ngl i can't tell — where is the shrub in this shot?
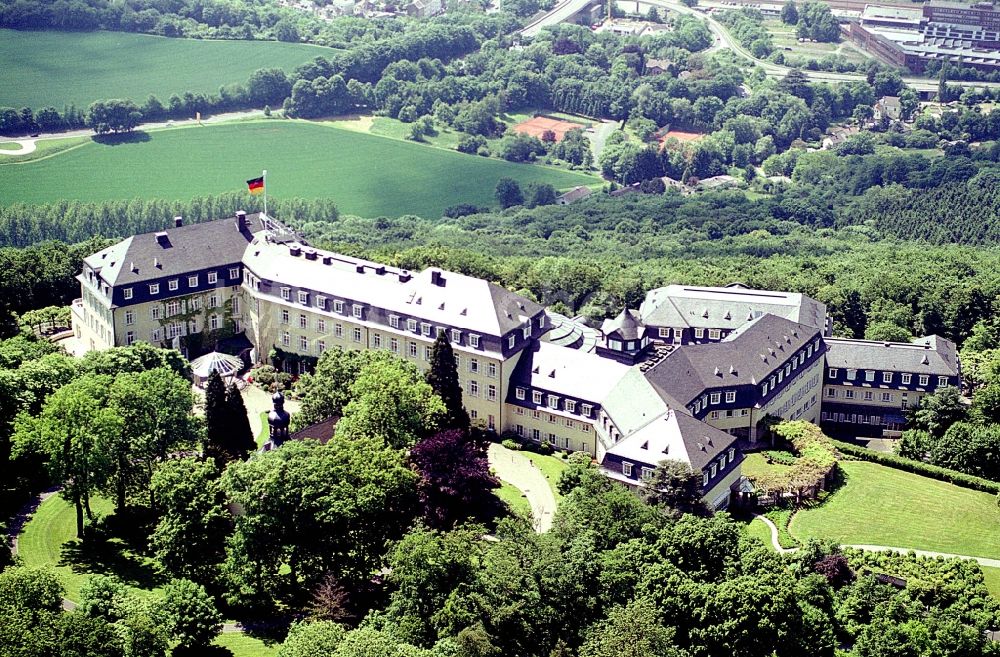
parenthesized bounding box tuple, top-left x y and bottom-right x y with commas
(248, 365, 292, 391)
(832, 439, 1000, 494)
(501, 438, 521, 451)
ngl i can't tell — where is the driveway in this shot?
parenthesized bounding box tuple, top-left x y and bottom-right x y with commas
(488, 443, 557, 532)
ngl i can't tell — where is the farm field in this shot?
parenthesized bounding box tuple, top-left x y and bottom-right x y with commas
(790, 460, 1000, 560)
(0, 120, 598, 217)
(0, 29, 333, 110)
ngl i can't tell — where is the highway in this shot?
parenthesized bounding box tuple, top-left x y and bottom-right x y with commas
(520, 0, 594, 37)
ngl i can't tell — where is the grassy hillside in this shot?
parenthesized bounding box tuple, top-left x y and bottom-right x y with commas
(0, 120, 598, 218)
(0, 29, 332, 109)
(790, 460, 1000, 560)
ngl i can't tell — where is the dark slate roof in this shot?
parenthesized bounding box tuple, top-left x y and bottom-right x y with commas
(604, 407, 737, 471)
(290, 416, 340, 444)
(488, 281, 547, 336)
(601, 308, 645, 341)
(643, 314, 820, 406)
(825, 336, 959, 376)
(85, 213, 265, 286)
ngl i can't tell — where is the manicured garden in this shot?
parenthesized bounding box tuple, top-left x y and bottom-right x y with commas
(0, 121, 598, 218)
(0, 29, 332, 110)
(790, 460, 1000, 560)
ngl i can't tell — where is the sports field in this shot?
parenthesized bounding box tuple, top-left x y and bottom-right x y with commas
(0, 121, 598, 217)
(0, 29, 332, 110)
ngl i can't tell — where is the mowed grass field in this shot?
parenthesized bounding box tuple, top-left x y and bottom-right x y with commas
(0, 120, 598, 217)
(790, 461, 1000, 560)
(0, 29, 332, 110)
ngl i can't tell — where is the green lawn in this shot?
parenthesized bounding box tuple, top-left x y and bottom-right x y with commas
(0, 120, 597, 218)
(745, 517, 776, 551)
(256, 411, 269, 448)
(495, 481, 532, 517)
(790, 461, 1000, 560)
(214, 633, 279, 657)
(17, 494, 166, 602)
(0, 29, 333, 110)
(529, 452, 570, 502)
(982, 566, 1000, 599)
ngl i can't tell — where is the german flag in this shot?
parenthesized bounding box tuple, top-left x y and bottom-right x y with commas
(246, 176, 264, 195)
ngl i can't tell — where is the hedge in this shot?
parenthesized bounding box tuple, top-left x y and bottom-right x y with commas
(832, 439, 1000, 495)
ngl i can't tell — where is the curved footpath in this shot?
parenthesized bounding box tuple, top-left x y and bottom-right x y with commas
(488, 443, 557, 533)
(753, 514, 1000, 567)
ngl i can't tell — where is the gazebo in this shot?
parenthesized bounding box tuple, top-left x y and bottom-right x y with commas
(190, 351, 244, 386)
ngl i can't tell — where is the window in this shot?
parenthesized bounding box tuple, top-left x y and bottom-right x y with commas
(728, 447, 735, 461)
(149, 283, 160, 295)
(532, 391, 543, 404)
(123, 287, 133, 300)
(566, 400, 576, 413)
(468, 380, 479, 397)
(710, 464, 717, 478)
(373, 334, 381, 348)
(298, 291, 308, 305)
(168, 279, 178, 291)
(409, 342, 418, 358)
(883, 372, 893, 383)
(281, 309, 289, 324)
(191, 297, 203, 312)
(516, 388, 526, 400)
(210, 314, 219, 330)
(487, 362, 497, 378)
(902, 373, 912, 384)
(882, 392, 893, 402)
(318, 340, 327, 353)
(720, 454, 727, 468)
(694, 328, 704, 339)
(300, 336, 308, 351)
(282, 332, 290, 346)
(150, 306, 162, 320)
(209, 294, 218, 308)
(641, 467, 654, 480)
(281, 287, 290, 300)
(761, 383, 769, 396)
(864, 391, 873, 401)
(407, 319, 418, 332)
(335, 324, 343, 338)
(710, 392, 720, 404)
(709, 329, 720, 340)
(846, 369, 857, 381)
(451, 329, 461, 344)
(865, 370, 875, 382)
(354, 328, 363, 343)
(299, 315, 307, 329)
(725, 391, 736, 403)
(919, 375, 929, 386)
(487, 384, 497, 401)
(845, 390, 854, 399)
(703, 472, 709, 486)
(659, 327, 670, 338)
(353, 306, 363, 319)
(421, 322, 431, 336)
(741, 409, 749, 416)
(827, 388, 836, 398)
(125, 330, 135, 345)
(208, 272, 218, 284)
(389, 315, 400, 329)
(469, 358, 479, 374)
(317, 318, 326, 332)
(424, 346, 432, 361)
(581, 404, 592, 417)
(390, 338, 399, 353)
(515, 424, 524, 436)
(470, 334, 480, 349)
(710, 411, 719, 419)
(166, 300, 181, 316)
(508, 335, 515, 349)
(150, 328, 162, 341)
(522, 324, 531, 339)
(229, 267, 239, 279)
(938, 376, 948, 387)
(622, 462, 633, 477)
(316, 296, 327, 310)
(828, 368, 838, 378)
(334, 301, 344, 313)
(124, 311, 134, 325)
(547, 395, 559, 409)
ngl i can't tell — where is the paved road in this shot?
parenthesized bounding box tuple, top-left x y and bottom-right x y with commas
(753, 515, 1000, 567)
(521, 0, 593, 37)
(488, 443, 557, 532)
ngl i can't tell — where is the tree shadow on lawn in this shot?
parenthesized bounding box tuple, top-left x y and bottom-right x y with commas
(91, 131, 152, 146)
(59, 534, 168, 592)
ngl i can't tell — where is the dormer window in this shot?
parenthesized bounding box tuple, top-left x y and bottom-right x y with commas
(281, 287, 290, 300)
(622, 462, 633, 477)
(334, 300, 344, 314)
(538, 315, 546, 328)
(149, 283, 160, 295)
(354, 306, 363, 319)
(316, 296, 327, 310)
(694, 328, 704, 339)
(208, 272, 218, 284)
(508, 335, 515, 349)
(581, 404, 592, 417)
(390, 315, 400, 329)
(938, 376, 948, 387)
(123, 287, 133, 300)
(298, 291, 308, 305)
(522, 324, 531, 339)
(168, 279, 179, 291)
(421, 322, 431, 336)
(566, 400, 576, 413)
(407, 319, 418, 332)
(451, 329, 461, 344)
(547, 395, 559, 409)
(470, 334, 481, 349)
(516, 387, 526, 400)
(709, 329, 720, 340)
(725, 391, 736, 403)
(532, 391, 543, 404)
(710, 392, 720, 404)
(188, 276, 198, 287)
(229, 267, 240, 279)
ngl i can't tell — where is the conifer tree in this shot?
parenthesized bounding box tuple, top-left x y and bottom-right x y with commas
(225, 382, 256, 461)
(203, 371, 230, 466)
(426, 332, 469, 433)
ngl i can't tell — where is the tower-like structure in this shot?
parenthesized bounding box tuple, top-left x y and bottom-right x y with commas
(267, 391, 291, 447)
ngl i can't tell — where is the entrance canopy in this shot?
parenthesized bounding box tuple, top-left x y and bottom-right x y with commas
(190, 351, 244, 383)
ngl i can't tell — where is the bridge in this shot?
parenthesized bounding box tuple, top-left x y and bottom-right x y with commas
(520, 0, 596, 37)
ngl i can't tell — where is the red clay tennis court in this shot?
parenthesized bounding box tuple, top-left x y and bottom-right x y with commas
(513, 115, 589, 142)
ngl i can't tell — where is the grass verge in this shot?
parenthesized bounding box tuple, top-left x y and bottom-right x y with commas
(495, 481, 532, 518)
(214, 632, 279, 657)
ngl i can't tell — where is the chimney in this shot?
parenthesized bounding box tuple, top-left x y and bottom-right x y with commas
(430, 270, 445, 286)
(236, 210, 248, 231)
(173, 216, 183, 228)
(289, 246, 301, 257)
(304, 249, 317, 261)
(155, 231, 169, 247)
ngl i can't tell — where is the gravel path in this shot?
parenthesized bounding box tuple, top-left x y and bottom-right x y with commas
(0, 139, 37, 156)
(488, 443, 557, 532)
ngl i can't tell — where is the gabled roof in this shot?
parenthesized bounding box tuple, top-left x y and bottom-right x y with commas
(643, 314, 820, 406)
(85, 214, 264, 286)
(825, 335, 959, 376)
(601, 308, 645, 341)
(557, 186, 592, 203)
(639, 283, 826, 331)
(507, 341, 631, 403)
(604, 407, 737, 472)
